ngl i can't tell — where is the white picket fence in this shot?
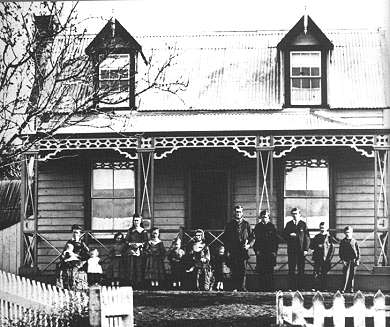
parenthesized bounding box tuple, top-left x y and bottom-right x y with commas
(0, 269, 134, 327)
(276, 290, 389, 327)
(89, 286, 134, 327)
(0, 269, 88, 326)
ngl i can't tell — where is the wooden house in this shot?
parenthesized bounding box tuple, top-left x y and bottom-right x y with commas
(20, 14, 390, 290)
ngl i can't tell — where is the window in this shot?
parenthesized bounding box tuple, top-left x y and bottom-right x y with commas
(290, 51, 321, 105)
(99, 54, 131, 105)
(284, 158, 329, 234)
(91, 162, 135, 231)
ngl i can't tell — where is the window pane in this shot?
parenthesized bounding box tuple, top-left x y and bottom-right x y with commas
(114, 169, 135, 197)
(110, 70, 119, 79)
(307, 166, 329, 195)
(100, 70, 109, 80)
(284, 198, 329, 236)
(311, 78, 320, 89)
(292, 78, 300, 88)
(311, 67, 320, 76)
(92, 199, 114, 230)
(292, 67, 301, 76)
(285, 166, 306, 196)
(301, 79, 310, 88)
(301, 67, 310, 76)
(92, 169, 113, 197)
(119, 69, 129, 79)
(113, 198, 135, 218)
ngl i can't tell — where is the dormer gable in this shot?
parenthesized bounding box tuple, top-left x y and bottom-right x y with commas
(278, 16, 333, 108)
(277, 15, 333, 50)
(86, 19, 142, 55)
(86, 19, 146, 110)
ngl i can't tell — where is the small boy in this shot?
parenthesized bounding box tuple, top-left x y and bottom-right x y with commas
(339, 226, 360, 293)
(310, 222, 334, 291)
(87, 248, 103, 286)
(168, 238, 185, 289)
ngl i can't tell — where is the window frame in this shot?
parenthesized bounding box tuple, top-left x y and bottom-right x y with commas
(97, 53, 135, 108)
(283, 47, 329, 108)
(282, 157, 331, 234)
(290, 51, 322, 106)
(90, 161, 136, 233)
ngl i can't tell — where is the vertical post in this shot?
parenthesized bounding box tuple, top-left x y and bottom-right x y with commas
(20, 156, 27, 268)
(333, 291, 345, 327)
(137, 136, 155, 227)
(352, 291, 365, 327)
(373, 290, 386, 327)
(386, 149, 390, 263)
(374, 149, 378, 266)
(275, 291, 284, 326)
(312, 292, 325, 327)
(292, 291, 305, 326)
(256, 148, 260, 217)
(20, 152, 39, 270)
(89, 286, 102, 327)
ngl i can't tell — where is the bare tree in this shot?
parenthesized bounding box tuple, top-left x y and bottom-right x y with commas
(0, 1, 188, 178)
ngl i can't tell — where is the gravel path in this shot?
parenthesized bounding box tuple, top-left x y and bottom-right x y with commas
(133, 291, 276, 327)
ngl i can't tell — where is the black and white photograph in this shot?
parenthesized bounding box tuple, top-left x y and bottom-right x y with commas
(0, 0, 389, 326)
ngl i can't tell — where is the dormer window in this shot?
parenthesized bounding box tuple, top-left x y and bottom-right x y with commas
(277, 15, 333, 108)
(85, 18, 145, 110)
(99, 54, 131, 106)
(290, 51, 321, 105)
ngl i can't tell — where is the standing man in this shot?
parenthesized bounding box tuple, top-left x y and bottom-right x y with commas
(222, 205, 252, 291)
(283, 207, 310, 290)
(252, 209, 278, 291)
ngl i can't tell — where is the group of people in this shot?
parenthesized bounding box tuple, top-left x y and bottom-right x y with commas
(58, 206, 361, 294)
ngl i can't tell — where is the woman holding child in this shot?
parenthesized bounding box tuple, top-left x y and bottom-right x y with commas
(184, 229, 211, 291)
(59, 224, 89, 290)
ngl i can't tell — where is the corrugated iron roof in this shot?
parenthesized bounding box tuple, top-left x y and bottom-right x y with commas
(49, 28, 389, 113)
(51, 108, 384, 135)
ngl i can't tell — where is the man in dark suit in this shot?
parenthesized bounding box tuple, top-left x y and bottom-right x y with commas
(252, 209, 278, 291)
(283, 207, 310, 290)
(222, 205, 252, 291)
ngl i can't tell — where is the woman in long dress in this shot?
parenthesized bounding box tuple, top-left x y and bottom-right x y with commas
(59, 224, 89, 290)
(123, 214, 149, 289)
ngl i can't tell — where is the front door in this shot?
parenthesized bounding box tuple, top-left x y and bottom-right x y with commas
(190, 170, 229, 230)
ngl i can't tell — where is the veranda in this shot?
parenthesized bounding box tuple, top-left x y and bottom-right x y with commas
(17, 132, 390, 290)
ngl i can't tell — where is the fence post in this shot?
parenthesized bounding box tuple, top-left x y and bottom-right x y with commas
(275, 291, 284, 326)
(292, 291, 305, 326)
(373, 290, 386, 327)
(353, 291, 365, 327)
(333, 291, 345, 327)
(313, 291, 325, 327)
(89, 286, 102, 327)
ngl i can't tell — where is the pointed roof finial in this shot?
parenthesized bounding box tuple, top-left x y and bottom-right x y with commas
(304, 1, 308, 34)
(111, 8, 115, 37)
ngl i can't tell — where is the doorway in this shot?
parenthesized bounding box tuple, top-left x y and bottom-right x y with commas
(190, 170, 229, 230)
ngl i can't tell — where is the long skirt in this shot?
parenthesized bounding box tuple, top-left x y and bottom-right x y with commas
(123, 255, 145, 287)
(61, 267, 88, 291)
(145, 256, 165, 281)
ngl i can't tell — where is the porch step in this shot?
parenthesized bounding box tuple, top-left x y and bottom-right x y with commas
(372, 266, 390, 275)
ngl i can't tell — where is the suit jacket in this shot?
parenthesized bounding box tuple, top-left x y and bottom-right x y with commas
(253, 221, 278, 254)
(339, 238, 360, 262)
(310, 232, 334, 263)
(283, 220, 310, 253)
(222, 218, 252, 259)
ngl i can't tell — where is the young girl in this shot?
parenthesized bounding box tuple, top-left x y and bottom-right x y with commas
(87, 248, 103, 286)
(110, 232, 125, 286)
(168, 238, 185, 289)
(144, 227, 166, 288)
(213, 245, 230, 291)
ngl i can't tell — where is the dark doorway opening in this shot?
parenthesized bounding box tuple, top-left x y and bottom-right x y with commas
(190, 170, 229, 230)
